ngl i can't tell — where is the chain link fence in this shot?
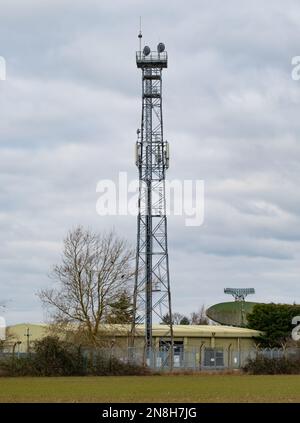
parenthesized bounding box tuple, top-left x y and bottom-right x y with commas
(1, 345, 300, 372)
(79, 346, 300, 371)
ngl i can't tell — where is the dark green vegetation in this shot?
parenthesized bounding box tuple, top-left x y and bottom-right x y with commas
(247, 303, 300, 347)
(0, 337, 147, 377)
(0, 375, 300, 402)
(106, 291, 133, 324)
(1, 336, 84, 376)
(244, 356, 300, 374)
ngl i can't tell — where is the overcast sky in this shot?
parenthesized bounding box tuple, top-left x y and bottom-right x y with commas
(1, 0, 300, 324)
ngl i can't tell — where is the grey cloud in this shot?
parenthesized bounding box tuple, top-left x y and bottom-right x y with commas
(1, 0, 300, 323)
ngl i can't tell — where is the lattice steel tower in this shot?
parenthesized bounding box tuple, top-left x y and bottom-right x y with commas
(132, 32, 173, 355)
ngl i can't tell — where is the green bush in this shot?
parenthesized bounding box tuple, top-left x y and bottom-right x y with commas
(1, 356, 36, 376)
(0, 336, 148, 377)
(243, 356, 300, 374)
(1, 336, 85, 376)
(89, 353, 149, 376)
(34, 336, 85, 376)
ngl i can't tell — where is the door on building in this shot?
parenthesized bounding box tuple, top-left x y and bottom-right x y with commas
(158, 340, 184, 368)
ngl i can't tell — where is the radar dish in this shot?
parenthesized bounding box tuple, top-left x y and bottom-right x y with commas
(206, 301, 258, 327)
(143, 46, 151, 56)
(157, 42, 165, 53)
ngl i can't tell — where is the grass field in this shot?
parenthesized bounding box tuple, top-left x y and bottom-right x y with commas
(0, 374, 300, 402)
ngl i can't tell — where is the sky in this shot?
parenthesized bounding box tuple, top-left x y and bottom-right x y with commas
(1, 0, 300, 324)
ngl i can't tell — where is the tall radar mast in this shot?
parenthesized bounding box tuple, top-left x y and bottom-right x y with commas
(224, 288, 255, 327)
(131, 34, 174, 365)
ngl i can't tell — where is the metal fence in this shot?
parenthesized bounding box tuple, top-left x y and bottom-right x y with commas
(81, 346, 300, 371)
(1, 346, 300, 372)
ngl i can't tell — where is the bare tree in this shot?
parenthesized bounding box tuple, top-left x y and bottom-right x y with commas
(39, 227, 135, 347)
(190, 305, 209, 325)
(161, 312, 190, 325)
(161, 306, 210, 326)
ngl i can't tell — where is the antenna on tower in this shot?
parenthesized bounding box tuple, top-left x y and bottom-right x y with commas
(138, 16, 142, 52)
(224, 288, 255, 302)
(132, 36, 172, 368)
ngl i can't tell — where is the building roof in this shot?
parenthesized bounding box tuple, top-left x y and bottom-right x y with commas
(7, 323, 261, 339)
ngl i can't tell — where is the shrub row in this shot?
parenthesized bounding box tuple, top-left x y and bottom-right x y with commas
(243, 356, 300, 375)
(0, 336, 149, 377)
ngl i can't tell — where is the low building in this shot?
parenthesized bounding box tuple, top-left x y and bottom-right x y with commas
(5, 323, 261, 370)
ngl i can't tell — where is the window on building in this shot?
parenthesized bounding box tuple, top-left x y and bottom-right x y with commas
(204, 348, 224, 367)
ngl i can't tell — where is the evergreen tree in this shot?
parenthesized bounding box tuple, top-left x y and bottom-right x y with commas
(247, 303, 300, 347)
(179, 316, 190, 325)
(106, 291, 133, 324)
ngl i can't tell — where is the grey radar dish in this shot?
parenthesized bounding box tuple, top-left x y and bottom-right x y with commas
(157, 42, 165, 53)
(143, 46, 151, 56)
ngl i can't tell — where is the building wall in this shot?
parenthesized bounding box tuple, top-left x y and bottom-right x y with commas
(5, 324, 47, 353)
(5, 323, 259, 356)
